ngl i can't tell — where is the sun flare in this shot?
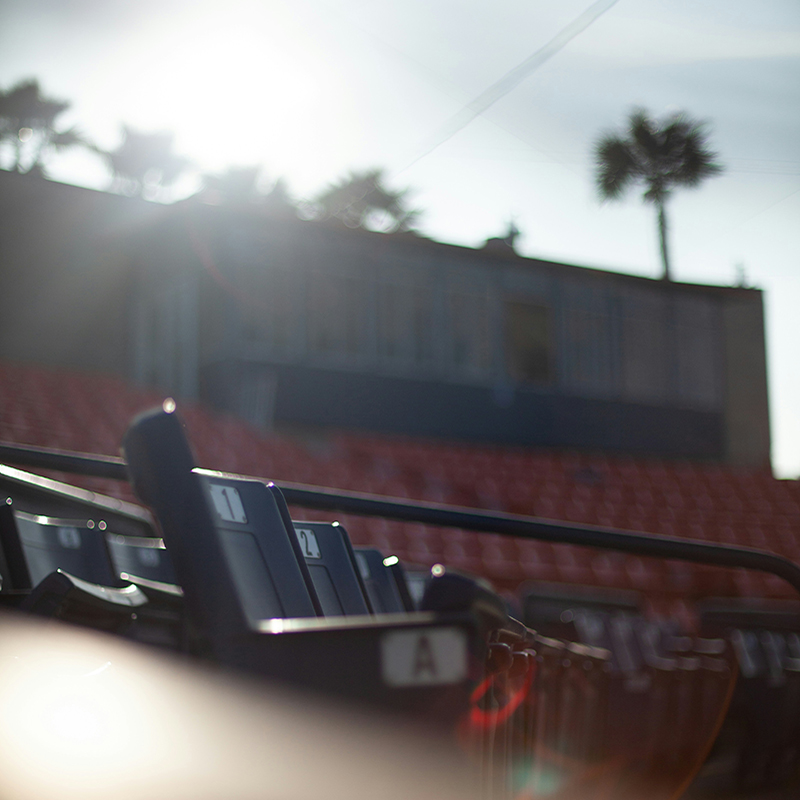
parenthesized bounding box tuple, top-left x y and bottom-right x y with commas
(110, 2, 352, 187)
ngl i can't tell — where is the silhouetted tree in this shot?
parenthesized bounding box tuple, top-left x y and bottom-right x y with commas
(263, 177, 295, 213)
(0, 79, 86, 174)
(202, 165, 262, 203)
(315, 169, 419, 232)
(106, 126, 189, 197)
(200, 167, 296, 214)
(594, 109, 722, 280)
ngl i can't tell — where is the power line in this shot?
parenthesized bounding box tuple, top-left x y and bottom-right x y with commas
(312, 0, 582, 180)
(741, 186, 800, 225)
(396, 0, 621, 174)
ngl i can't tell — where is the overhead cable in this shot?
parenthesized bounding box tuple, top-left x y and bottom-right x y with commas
(397, 0, 620, 174)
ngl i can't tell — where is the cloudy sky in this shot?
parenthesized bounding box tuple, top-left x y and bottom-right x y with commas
(2, 0, 799, 473)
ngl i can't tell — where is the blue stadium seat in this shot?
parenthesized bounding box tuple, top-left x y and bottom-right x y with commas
(292, 521, 371, 616)
(194, 471, 322, 624)
(21, 569, 148, 633)
(352, 547, 406, 614)
(0, 501, 118, 590)
(106, 532, 177, 589)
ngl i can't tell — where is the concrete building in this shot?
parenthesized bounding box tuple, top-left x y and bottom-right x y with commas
(0, 171, 771, 467)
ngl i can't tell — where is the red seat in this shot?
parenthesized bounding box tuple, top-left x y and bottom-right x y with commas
(4, 359, 800, 614)
(553, 545, 593, 585)
(591, 551, 628, 589)
(521, 549, 558, 580)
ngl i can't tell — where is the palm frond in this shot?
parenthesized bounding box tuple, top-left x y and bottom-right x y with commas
(671, 126, 723, 187)
(594, 136, 638, 200)
(628, 110, 660, 160)
(50, 127, 88, 150)
(316, 169, 418, 232)
(0, 79, 69, 130)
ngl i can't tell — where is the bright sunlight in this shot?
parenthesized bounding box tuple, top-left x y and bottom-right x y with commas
(106, 1, 353, 190)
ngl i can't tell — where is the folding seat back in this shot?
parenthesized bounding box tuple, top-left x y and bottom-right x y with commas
(384, 555, 417, 612)
(292, 521, 371, 616)
(122, 407, 321, 649)
(106, 532, 177, 588)
(193, 471, 321, 624)
(352, 547, 406, 614)
(0, 502, 117, 590)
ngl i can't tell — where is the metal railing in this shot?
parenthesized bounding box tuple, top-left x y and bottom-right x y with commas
(3, 439, 800, 598)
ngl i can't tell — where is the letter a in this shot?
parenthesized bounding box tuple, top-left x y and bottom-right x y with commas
(412, 635, 437, 679)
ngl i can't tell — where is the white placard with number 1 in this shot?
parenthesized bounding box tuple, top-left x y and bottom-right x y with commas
(208, 484, 248, 524)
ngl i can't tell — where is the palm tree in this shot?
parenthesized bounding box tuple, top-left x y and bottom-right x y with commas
(315, 169, 419, 233)
(106, 126, 190, 198)
(199, 167, 297, 217)
(594, 109, 722, 281)
(0, 79, 87, 174)
(262, 177, 295, 214)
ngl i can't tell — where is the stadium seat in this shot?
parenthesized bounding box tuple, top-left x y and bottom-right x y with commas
(20, 568, 148, 633)
(106, 532, 177, 588)
(292, 520, 371, 616)
(352, 547, 407, 614)
(0, 502, 119, 591)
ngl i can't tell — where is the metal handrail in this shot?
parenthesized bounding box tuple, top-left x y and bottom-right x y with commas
(0, 442, 129, 480)
(3, 440, 800, 599)
(277, 482, 800, 599)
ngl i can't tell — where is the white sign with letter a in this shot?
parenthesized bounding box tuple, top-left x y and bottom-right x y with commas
(380, 627, 467, 687)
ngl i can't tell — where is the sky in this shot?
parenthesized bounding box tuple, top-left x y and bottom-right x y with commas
(1, 0, 799, 474)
